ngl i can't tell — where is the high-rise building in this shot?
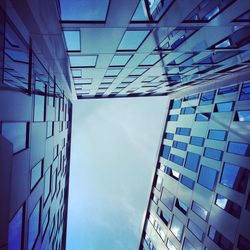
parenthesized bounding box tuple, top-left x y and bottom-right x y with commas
(0, 0, 250, 250)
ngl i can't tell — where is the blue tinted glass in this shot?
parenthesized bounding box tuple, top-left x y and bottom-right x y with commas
(191, 201, 208, 221)
(220, 162, 249, 193)
(169, 154, 184, 166)
(185, 152, 200, 172)
(162, 145, 171, 159)
(184, 93, 199, 101)
(167, 168, 180, 180)
(161, 188, 175, 211)
(69, 55, 97, 67)
(105, 68, 121, 76)
(183, 238, 195, 250)
(118, 30, 150, 51)
(236, 110, 250, 122)
(131, 0, 149, 21)
(199, 90, 215, 105)
(239, 82, 250, 101)
(110, 55, 132, 66)
(188, 220, 204, 241)
(176, 127, 191, 136)
(175, 199, 188, 215)
(2, 122, 27, 153)
(204, 147, 223, 161)
(227, 141, 250, 156)
(218, 84, 239, 95)
(208, 129, 227, 141)
(8, 206, 23, 250)
(34, 94, 45, 121)
(181, 107, 196, 114)
(190, 136, 204, 146)
(215, 101, 234, 112)
(170, 216, 184, 241)
(31, 161, 43, 190)
(198, 165, 218, 190)
(28, 200, 40, 250)
(165, 132, 174, 140)
(140, 54, 161, 66)
(195, 113, 210, 121)
(63, 31, 80, 51)
(171, 99, 182, 109)
(173, 140, 187, 151)
(60, 0, 110, 21)
(130, 67, 148, 76)
(46, 122, 53, 138)
(44, 167, 51, 203)
(160, 210, 169, 226)
(168, 114, 178, 121)
(181, 175, 194, 190)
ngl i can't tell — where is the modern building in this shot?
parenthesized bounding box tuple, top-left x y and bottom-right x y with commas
(0, 0, 250, 250)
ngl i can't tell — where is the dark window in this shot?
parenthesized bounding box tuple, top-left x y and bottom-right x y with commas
(173, 140, 187, 151)
(28, 200, 41, 250)
(184, 93, 199, 101)
(238, 235, 250, 250)
(214, 101, 234, 112)
(170, 216, 184, 242)
(190, 136, 204, 146)
(199, 90, 215, 106)
(175, 199, 188, 215)
(195, 113, 210, 121)
(169, 154, 184, 166)
(185, 152, 200, 172)
(191, 201, 208, 221)
(218, 84, 239, 95)
(165, 132, 174, 140)
(168, 114, 178, 121)
(181, 107, 196, 114)
(183, 238, 195, 250)
(181, 175, 194, 190)
(44, 166, 52, 204)
(166, 167, 180, 180)
(204, 147, 223, 161)
(162, 145, 171, 159)
(1, 122, 28, 154)
(227, 141, 250, 156)
(246, 191, 250, 211)
(8, 206, 24, 250)
(234, 110, 250, 122)
(239, 82, 250, 101)
(188, 219, 204, 242)
(215, 194, 241, 218)
(46, 122, 53, 138)
(208, 226, 233, 250)
(159, 210, 170, 226)
(170, 99, 182, 109)
(176, 127, 191, 136)
(30, 160, 43, 191)
(207, 129, 227, 141)
(220, 162, 249, 193)
(198, 165, 218, 191)
(161, 188, 175, 211)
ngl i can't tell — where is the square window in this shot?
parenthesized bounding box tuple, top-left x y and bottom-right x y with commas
(110, 55, 132, 67)
(69, 55, 97, 67)
(170, 216, 184, 241)
(198, 165, 218, 191)
(63, 30, 80, 51)
(185, 152, 200, 172)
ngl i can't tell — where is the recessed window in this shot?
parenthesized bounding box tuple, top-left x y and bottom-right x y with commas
(117, 30, 150, 51)
(185, 152, 200, 172)
(187, 219, 204, 242)
(190, 136, 204, 147)
(44, 166, 52, 204)
(207, 129, 227, 141)
(42, 209, 50, 238)
(239, 82, 250, 101)
(159, 210, 169, 226)
(46, 122, 53, 138)
(110, 55, 132, 67)
(198, 165, 218, 191)
(195, 113, 210, 121)
(183, 238, 195, 250)
(162, 145, 171, 159)
(161, 188, 175, 211)
(30, 160, 43, 191)
(8, 206, 24, 250)
(191, 201, 208, 221)
(176, 127, 191, 136)
(220, 162, 249, 194)
(184, 93, 199, 101)
(71, 69, 82, 78)
(168, 114, 178, 121)
(204, 147, 223, 161)
(218, 84, 239, 95)
(170, 99, 182, 109)
(155, 176, 162, 191)
(181, 106, 196, 114)
(139, 54, 161, 66)
(1, 122, 28, 154)
(234, 110, 250, 122)
(215, 194, 241, 218)
(69, 55, 97, 67)
(165, 132, 174, 140)
(105, 68, 122, 77)
(173, 140, 187, 151)
(34, 83, 45, 121)
(63, 31, 80, 51)
(170, 216, 184, 242)
(181, 175, 195, 190)
(227, 141, 250, 156)
(129, 67, 148, 76)
(166, 167, 180, 181)
(169, 154, 184, 166)
(175, 199, 188, 215)
(199, 90, 215, 106)
(214, 101, 234, 112)
(166, 239, 176, 250)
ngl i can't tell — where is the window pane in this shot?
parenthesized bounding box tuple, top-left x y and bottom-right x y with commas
(110, 55, 132, 67)
(190, 136, 204, 147)
(195, 113, 210, 121)
(44, 167, 51, 203)
(239, 82, 250, 101)
(28, 200, 41, 250)
(235, 110, 250, 122)
(8, 206, 23, 250)
(191, 201, 208, 221)
(69, 55, 97, 67)
(159, 210, 170, 226)
(140, 54, 161, 66)
(167, 239, 176, 250)
(105, 68, 122, 77)
(165, 132, 174, 140)
(185, 152, 200, 172)
(176, 127, 191, 136)
(117, 30, 150, 51)
(204, 147, 223, 161)
(168, 114, 178, 121)
(227, 141, 250, 156)
(63, 31, 80, 51)
(184, 93, 199, 101)
(173, 140, 187, 151)
(170, 99, 182, 109)
(218, 84, 239, 95)
(170, 216, 184, 241)
(2, 122, 27, 153)
(220, 162, 249, 193)
(169, 153, 184, 166)
(183, 238, 196, 250)
(199, 90, 215, 106)
(31, 160, 43, 191)
(208, 129, 227, 141)
(181, 175, 194, 190)
(188, 219, 204, 241)
(167, 167, 180, 180)
(161, 188, 175, 211)
(238, 235, 250, 250)
(198, 165, 218, 191)
(181, 106, 196, 114)
(214, 101, 234, 112)
(162, 145, 171, 159)
(175, 199, 188, 215)
(46, 122, 53, 138)
(129, 67, 148, 76)
(155, 176, 162, 191)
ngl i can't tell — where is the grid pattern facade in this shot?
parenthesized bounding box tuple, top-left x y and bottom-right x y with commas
(140, 78, 250, 250)
(60, 0, 250, 99)
(0, 2, 72, 250)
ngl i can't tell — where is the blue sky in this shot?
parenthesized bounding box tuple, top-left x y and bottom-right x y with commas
(66, 96, 167, 250)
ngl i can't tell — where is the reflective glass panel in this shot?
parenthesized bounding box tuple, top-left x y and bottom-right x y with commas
(173, 140, 187, 151)
(110, 55, 132, 67)
(185, 152, 200, 172)
(129, 67, 148, 76)
(167, 239, 176, 250)
(236, 110, 250, 122)
(140, 54, 161, 66)
(239, 82, 250, 100)
(204, 147, 223, 161)
(165, 132, 174, 140)
(190, 136, 204, 147)
(227, 141, 250, 156)
(63, 31, 80, 51)
(199, 90, 215, 106)
(198, 165, 218, 190)
(191, 201, 208, 221)
(175, 199, 188, 215)
(214, 101, 234, 112)
(183, 238, 196, 250)
(31, 161, 43, 190)
(170, 99, 182, 109)
(208, 129, 227, 141)
(69, 55, 97, 67)
(176, 127, 191, 136)
(181, 175, 194, 190)
(162, 145, 171, 159)
(188, 219, 204, 241)
(195, 113, 210, 121)
(105, 68, 122, 76)
(218, 84, 239, 95)
(44, 167, 51, 203)
(170, 216, 184, 241)
(161, 188, 175, 211)
(169, 154, 184, 166)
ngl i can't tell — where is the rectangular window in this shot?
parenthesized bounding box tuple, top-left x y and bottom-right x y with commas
(34, 81, 46, 122)
(129, 67, 148, 76)
(168, 114, 178, 121)
(42, 209, 50, 238)
(183, 238, 195, 250)
(170, 216, 184, 242)
(207, 129, 227, 141)
(1, 122, 28, 154)
(105, 68, 122, 77)
(185, 152, 200, 172)
(204, 147, 223, 161)
(162, 145, 171, 159)
(214, 101, 234, 112)
(8, 206, 24, 250)
(173, 140, 187, 151)
(46, 122, 53, 138)
(198, 165, 218, 191)
(176, 127, 191, 136)
(30, 160, 43, 191)
(110, 55, 132, 67)
(44, 166, 52, 204)
(181, 106, 196, 114)
(140, 54, 161, 66)
(166, 167, 180, 181)
(195, 113, 210, 121)
(63, 30, 80, 51)
(155, 176, 162, 191)
(227, 141, 250, 156)
(169, 153, 184, 166)
(159, 210, 169, 226)
(191, 201, 208, 221)
(167, 239, 176, 250)
(215, 194, 241, 218)
(218, 84, 239, 95)
(190, 136, 204, 147)
(28, 200, 41, 250)
(175, 199, 188, 215)
(188, 219, 204, 242)
(220, 162, 249, 194)
(199, 90, 215, 106)
(161, 188, 175, 211)
(170, 99, 182, 109)
(239, 82, 250, 101)
(165, 132, 174, 140)
(181, 175, 194, 190)
(184, 93, 199, 101)
(53, 145, 59, 160)
(234, 110, 250, 122)
(69, 55, 97, 67)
